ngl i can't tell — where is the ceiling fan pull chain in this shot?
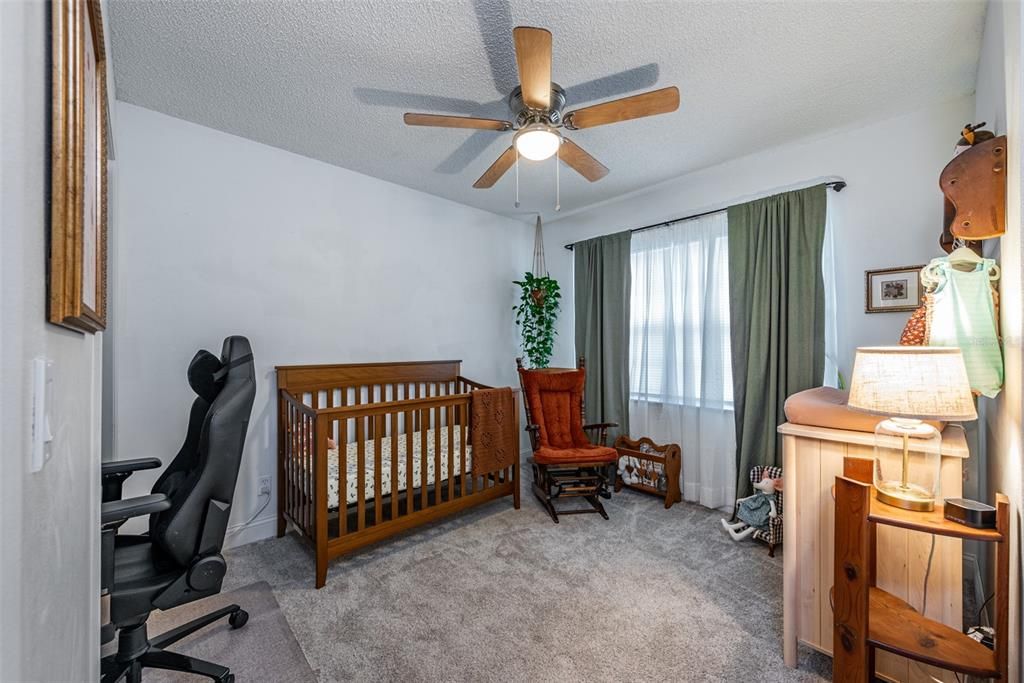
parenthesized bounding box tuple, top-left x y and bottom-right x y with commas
(514, 148, 520, 208)
(555, 143, 561, 212)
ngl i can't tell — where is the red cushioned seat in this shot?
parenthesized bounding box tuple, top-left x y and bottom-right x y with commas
(534, 445, 618, 465)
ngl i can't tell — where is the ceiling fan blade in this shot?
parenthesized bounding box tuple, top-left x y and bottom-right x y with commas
(513, 27, 552, 110)
(564, 86, 680, 129)
(404, 113, 512, 131)
(473, 146, 517, 188)
(559, 138, 609, 182)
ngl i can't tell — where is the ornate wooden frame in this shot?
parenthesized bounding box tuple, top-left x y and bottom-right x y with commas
(50, 0, 108, 332)
(864, 265, 924, 314)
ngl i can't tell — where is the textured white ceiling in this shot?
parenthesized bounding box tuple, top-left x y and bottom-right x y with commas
(109, 0, 986, 221)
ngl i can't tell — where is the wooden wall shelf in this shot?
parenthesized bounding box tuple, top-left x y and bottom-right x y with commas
(868, 587, 998, 679)
(833, 459, 1010, 681)
(780, 423, 970, 682)
(868, 497, 1004, 543)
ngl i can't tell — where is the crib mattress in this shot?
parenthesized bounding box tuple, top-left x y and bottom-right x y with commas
(320, 426, 471, 510)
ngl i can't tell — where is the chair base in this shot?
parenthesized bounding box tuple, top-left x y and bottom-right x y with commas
(531, 461, 612, 523)
(101, 604, 247, 683)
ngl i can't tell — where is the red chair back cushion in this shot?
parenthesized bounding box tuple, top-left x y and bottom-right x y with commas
(518, 368, 590, 449)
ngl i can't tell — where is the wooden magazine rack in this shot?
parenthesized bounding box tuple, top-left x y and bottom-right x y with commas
(613, 436, 682, 509)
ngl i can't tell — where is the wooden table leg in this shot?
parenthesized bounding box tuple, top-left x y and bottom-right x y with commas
(783, 435, 798, 667)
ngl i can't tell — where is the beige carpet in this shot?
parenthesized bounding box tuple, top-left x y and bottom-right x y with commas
(141, 581, 314, 681)
(222, 488, 832, 682)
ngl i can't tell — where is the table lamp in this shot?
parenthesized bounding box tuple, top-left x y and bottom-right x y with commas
(847, 347, 977, 511)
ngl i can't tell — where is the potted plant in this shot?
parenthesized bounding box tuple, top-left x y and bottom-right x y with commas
(514, 272, 561, 368)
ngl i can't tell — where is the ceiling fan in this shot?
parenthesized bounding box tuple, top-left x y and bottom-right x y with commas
(403, 26, 680, 190)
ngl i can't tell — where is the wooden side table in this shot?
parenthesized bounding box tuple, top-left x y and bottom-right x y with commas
(833, 457, 1009, 681)
(778, 422, 969, 682)
(613, 436, 682, 509)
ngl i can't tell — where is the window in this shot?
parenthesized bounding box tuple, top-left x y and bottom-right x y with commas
(629, 211, 733, 410)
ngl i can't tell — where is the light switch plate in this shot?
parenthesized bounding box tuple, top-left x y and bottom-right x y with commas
(31, 358, 54, 473)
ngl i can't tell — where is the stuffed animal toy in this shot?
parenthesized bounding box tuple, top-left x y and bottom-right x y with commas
(954, 122, 995, 155)
(618, 457, 639, 485)
(721, 474, 781, 542)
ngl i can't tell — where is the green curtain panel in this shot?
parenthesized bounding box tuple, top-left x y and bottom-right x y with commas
(574, 231, 631, 440)
(728, 185, 827, 498)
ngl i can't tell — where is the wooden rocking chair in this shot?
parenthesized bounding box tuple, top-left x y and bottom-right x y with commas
(516, 357, 618, 523)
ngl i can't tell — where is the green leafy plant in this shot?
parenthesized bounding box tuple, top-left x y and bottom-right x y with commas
(513, 272, 561, 368)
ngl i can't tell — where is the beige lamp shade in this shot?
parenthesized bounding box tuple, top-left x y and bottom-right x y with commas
(848, 346, 977, 421)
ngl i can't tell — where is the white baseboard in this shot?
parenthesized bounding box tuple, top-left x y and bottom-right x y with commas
(223, 514, 277, 550)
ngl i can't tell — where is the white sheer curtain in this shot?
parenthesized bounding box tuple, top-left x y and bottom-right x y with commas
(822, 195, 840, 388)
(629, 211, 736, 510)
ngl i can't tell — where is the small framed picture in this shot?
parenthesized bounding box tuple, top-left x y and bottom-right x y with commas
(865, 265, 924, 313)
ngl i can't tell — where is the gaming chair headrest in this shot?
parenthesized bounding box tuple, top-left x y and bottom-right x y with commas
(187, 350, 225, 404)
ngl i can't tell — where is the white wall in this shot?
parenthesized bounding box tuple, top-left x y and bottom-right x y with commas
(975, 0, 1024, 678)
(544, 95, 974, 379)
(0, 1, 105, 680)
(110, 103, 532, 545)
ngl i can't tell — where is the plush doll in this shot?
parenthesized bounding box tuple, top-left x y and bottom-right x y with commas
(618, 457, 638, 485)
(720, 475, 781, 541)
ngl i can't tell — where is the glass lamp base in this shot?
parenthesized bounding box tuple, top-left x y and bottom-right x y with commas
(875, 479, 936, 512)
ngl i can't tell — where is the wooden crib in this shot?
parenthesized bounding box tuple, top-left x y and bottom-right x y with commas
(276, 360, 520, 587)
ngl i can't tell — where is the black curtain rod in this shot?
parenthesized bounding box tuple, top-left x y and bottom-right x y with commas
(563, 180, 847, 250)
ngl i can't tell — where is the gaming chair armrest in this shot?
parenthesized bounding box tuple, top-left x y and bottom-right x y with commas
(101, 493, 171, 526)
(102, 457, 162, 477)
(102, 457, 162, 503)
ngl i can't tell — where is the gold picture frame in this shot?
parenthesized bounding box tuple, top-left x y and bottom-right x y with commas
(49, 0, 108, 333)
(864, 265, 924, 314)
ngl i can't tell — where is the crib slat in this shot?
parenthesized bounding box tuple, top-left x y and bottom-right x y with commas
(291, 405, 298, 530)
(301, 412, 309, 533)
(303, 411, 311, 532)
(433, 405, 441, 505)
(286, 403, 294, 527)
(405, 409, 414, 514)
(314, 415, 327, 570)
(390, 411, 399, 520)
(460, 403, 469, 495)
(447, 405, 455, 501)
(411, 384, 418, 430)
(339, 415, 348, 536)
(356, 417, 366, 531)
(374, 414, 383, 524)
(294, 405, 302, 529)
(420, 408, 428, 509)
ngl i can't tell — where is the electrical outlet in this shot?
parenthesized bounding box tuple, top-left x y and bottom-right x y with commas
(258, 476, 272, 496)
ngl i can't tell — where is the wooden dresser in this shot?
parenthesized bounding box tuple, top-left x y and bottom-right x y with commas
(778, 422, 969, 683)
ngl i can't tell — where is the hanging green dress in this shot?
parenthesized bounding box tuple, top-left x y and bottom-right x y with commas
(924, 258, 1002, 398)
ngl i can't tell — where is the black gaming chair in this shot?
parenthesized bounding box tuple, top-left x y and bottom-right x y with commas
(100, 336, 256, 683)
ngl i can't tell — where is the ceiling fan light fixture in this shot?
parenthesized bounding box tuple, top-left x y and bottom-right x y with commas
(514, 123, 561, 161)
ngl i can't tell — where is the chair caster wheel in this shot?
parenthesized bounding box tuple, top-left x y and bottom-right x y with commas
(228, 609, 248, 629)
(224, 674, 235, 683)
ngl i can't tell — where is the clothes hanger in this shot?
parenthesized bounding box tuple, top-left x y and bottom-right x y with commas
(947, 240, 1001, 280)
